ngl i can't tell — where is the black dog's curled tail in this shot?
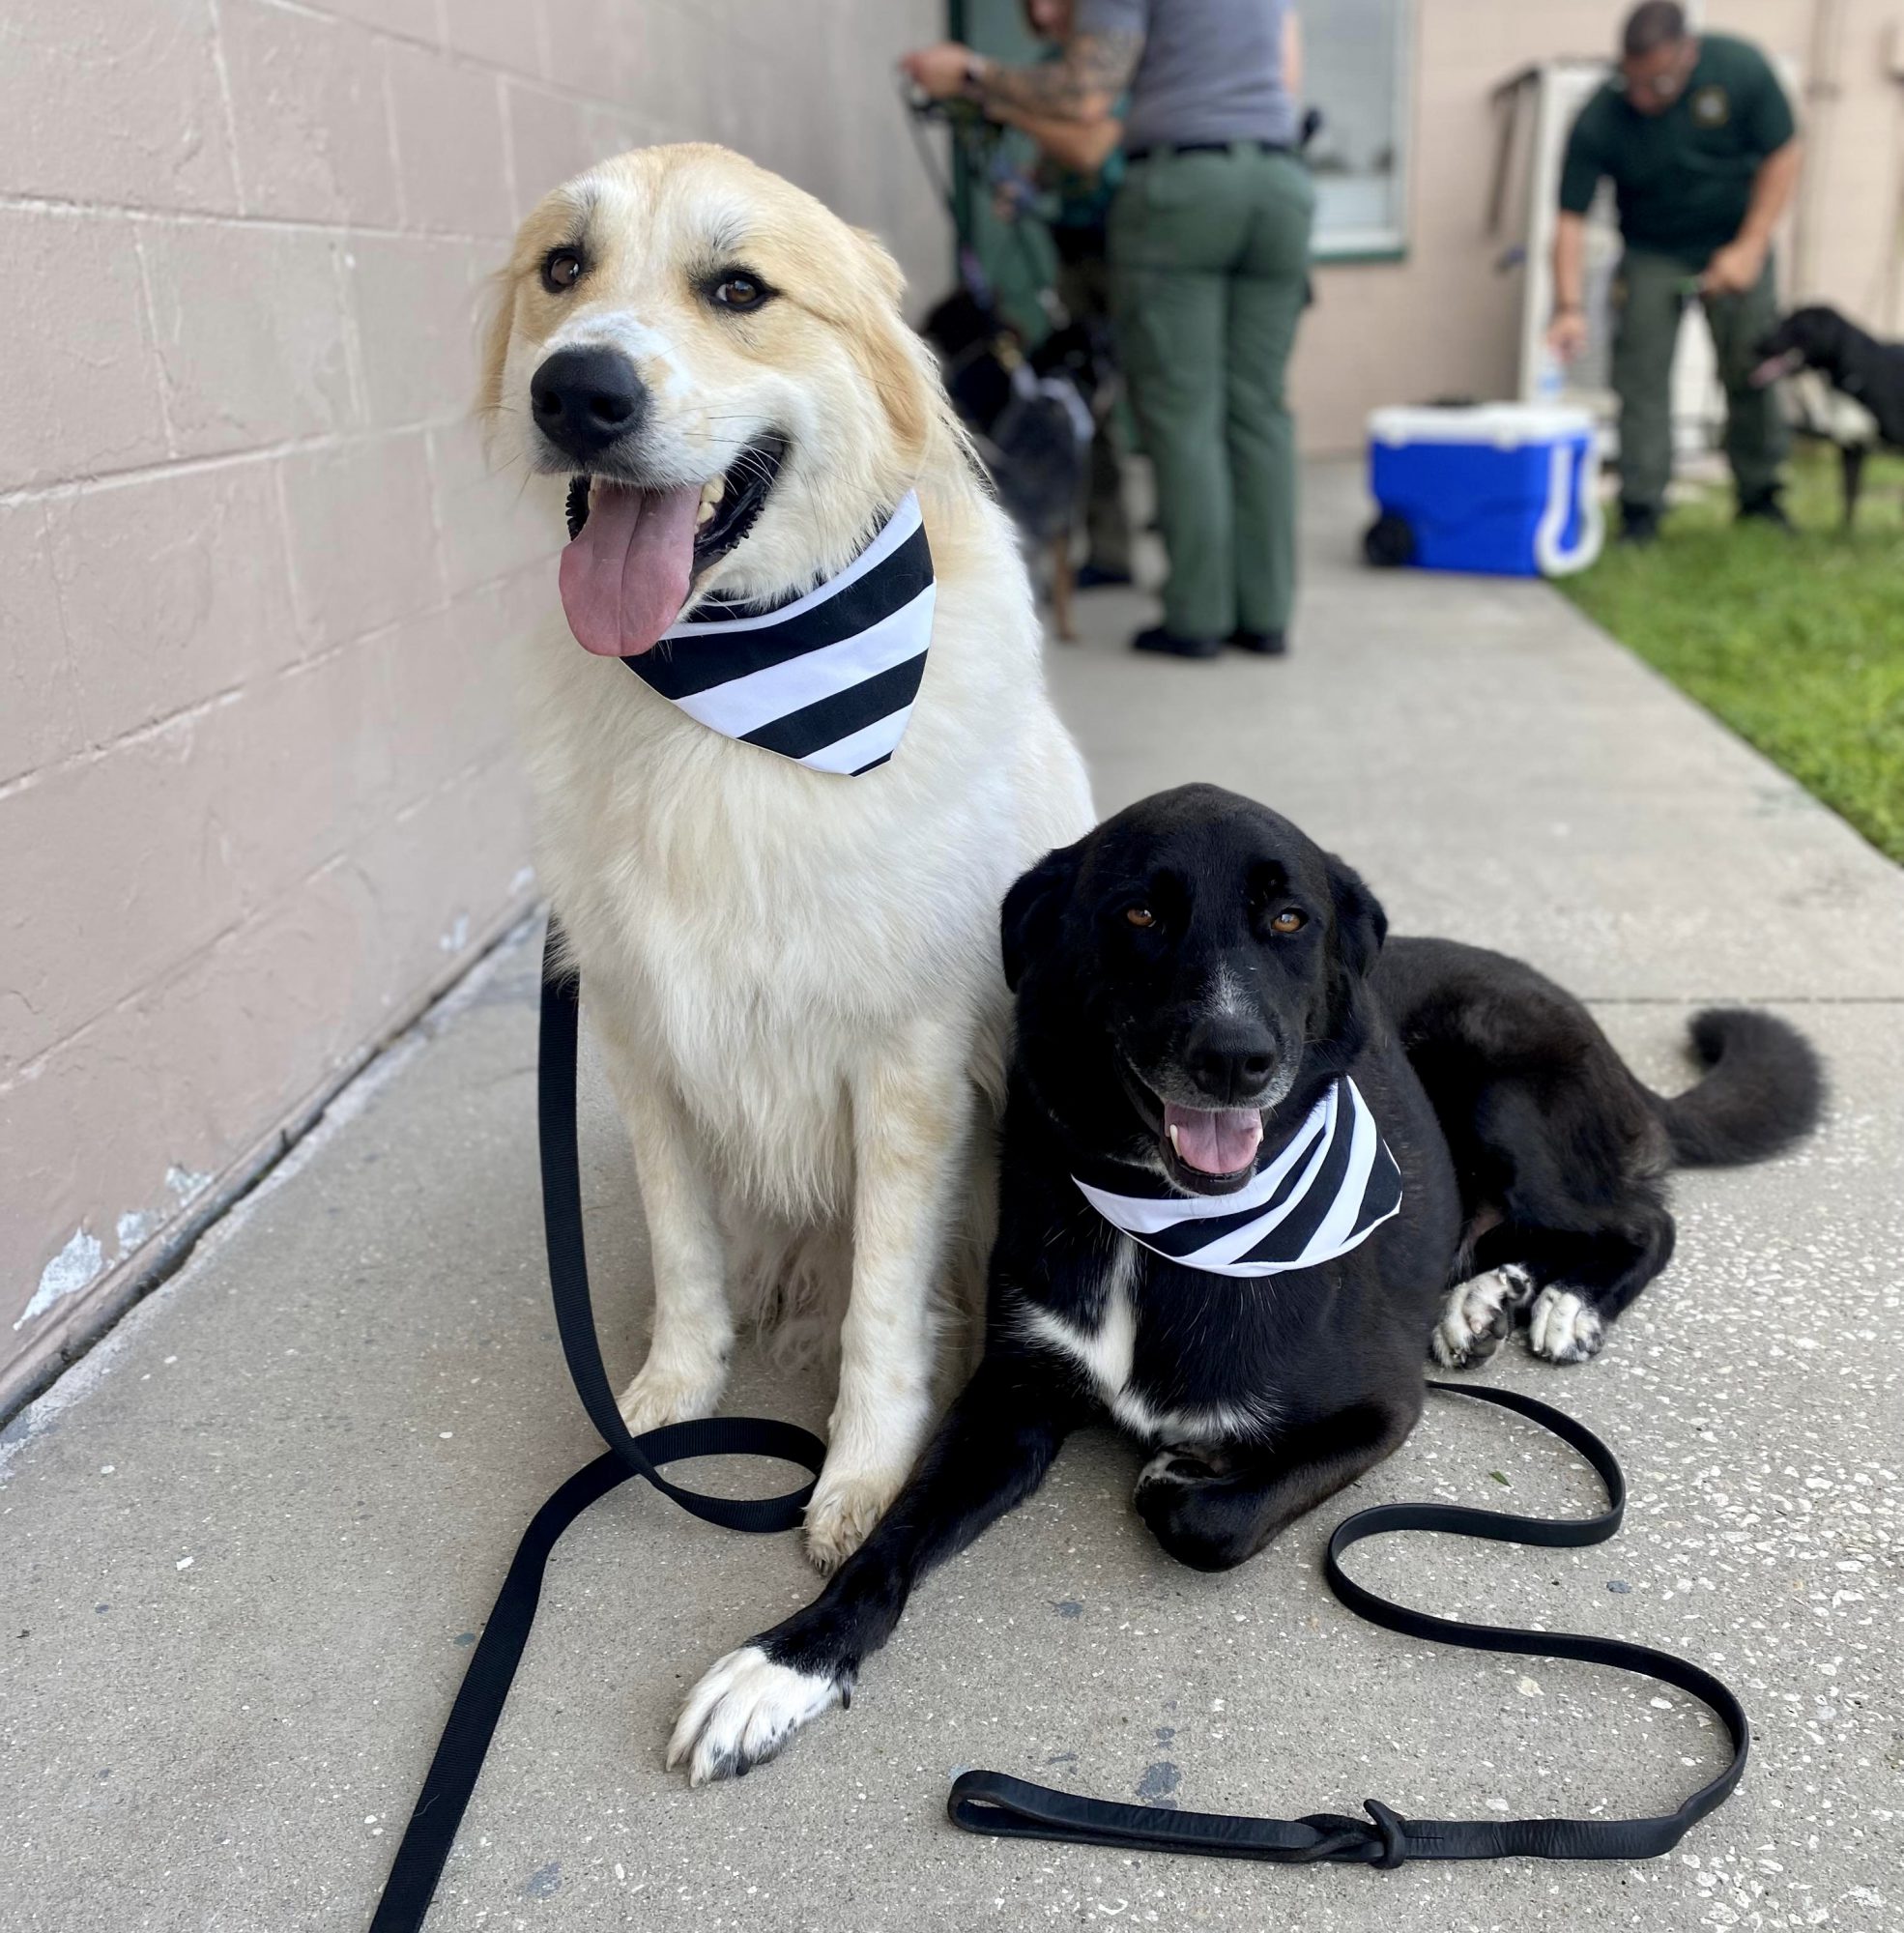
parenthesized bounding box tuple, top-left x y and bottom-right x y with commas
(1652, 1008, 1826, 1168)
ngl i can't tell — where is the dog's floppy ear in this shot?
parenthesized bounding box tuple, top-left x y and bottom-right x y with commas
(1001, 840, 1083, 993)
(846, 227, 935, 462)
(474, 267, 515, 434)
(852, 226, 908, 309)
(1325, 853, 1388, 981)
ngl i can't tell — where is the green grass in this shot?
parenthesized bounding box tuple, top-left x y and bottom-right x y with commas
(1560, 446, 1904, 862)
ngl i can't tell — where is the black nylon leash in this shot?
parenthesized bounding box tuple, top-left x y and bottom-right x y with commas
(366, 927, 825, 1932)
(369, 923, 1749, 1925)
(947, 1380, 1750, 1865)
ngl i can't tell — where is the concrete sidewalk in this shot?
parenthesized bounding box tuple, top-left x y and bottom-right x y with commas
(5, 463, 1899, 1933)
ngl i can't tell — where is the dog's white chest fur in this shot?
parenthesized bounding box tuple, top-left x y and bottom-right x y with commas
(1020, 1239, 1276, 1443)
(1022, 1246, 1141, 1422)
(620, 849, 985, 1210)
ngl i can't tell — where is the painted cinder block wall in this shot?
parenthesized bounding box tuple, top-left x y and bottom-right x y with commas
(0, 0, 948, 1407)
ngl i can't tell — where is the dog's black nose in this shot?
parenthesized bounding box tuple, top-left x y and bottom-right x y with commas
(530, 347, 649, 462)
(1184, 1020, 1277, 1104)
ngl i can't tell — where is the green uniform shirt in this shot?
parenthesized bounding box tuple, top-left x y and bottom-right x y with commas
(1558, 33, 1796, 267)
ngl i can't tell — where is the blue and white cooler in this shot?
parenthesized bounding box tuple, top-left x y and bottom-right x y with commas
(1364, 403, 1604, 578)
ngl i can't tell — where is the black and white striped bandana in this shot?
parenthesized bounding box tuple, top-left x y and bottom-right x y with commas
(1075, 1077, 1403, 1279)
(624, 492, 935, 776)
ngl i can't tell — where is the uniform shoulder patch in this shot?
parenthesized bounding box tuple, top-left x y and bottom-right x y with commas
(1689, 83, 1730, 129)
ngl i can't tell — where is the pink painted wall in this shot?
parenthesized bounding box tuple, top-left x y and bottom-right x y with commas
(0, 0, 949, 1407)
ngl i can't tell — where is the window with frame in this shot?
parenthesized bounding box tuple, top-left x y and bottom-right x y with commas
(1304, 0, 1413, 260)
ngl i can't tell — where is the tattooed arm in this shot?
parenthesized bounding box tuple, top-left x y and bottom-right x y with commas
(901, 27, 1144, 125)
(976, 31, 1142, 122)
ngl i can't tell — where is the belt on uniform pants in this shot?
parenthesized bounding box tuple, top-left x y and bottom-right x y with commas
(1125, 139, 1293, 161)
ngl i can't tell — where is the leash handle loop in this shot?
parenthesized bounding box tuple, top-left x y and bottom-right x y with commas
(947, 1378, 1749, 1867)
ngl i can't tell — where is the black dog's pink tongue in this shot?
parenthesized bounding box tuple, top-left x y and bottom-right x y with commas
(1165, 1104, 1263, 1177)
(558, 480, 700, 657)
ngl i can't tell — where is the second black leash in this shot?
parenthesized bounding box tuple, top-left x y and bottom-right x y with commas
(367, 923, 1749, 1926)
(949, 1380, 1750, 1865)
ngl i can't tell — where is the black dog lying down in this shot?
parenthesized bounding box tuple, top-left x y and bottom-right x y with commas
(669, 786, 1823, 1783)
(1753, 304, 1904, 528)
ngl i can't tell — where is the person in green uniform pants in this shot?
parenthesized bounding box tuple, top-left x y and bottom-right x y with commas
(903, 0, 1313, 660)
(1548, 1, 1803, 544)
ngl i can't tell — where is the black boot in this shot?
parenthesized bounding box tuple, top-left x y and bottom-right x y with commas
(1737, 489, 1795, 533)
(1227, 628, 1287, 656)
(1617, 501, 1661, 547)
(1132, 625, 1223, 659)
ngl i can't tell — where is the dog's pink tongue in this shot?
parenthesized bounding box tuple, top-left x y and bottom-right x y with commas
(1166, 1105, 1264, 1177)
(557, 481, 700, 657)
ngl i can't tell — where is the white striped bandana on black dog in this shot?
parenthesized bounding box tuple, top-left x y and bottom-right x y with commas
(626, 491, 935, 776)
(1075, 1077, 1403, 1279)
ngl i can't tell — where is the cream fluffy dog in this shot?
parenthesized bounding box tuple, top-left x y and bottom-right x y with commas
(481, 145, 1093, 1570)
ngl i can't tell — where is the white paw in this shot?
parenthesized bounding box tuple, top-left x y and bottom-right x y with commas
(1526, 1286, 1606, 1365)
(667, 1645, 846, 1785)
(802, 1462, 907, 1574)
(616, 1348, 728, 1435)
(1430, 1266, 1531, 1369)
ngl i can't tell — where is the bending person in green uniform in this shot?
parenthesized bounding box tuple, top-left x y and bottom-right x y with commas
(1549, 1, 1803, 544)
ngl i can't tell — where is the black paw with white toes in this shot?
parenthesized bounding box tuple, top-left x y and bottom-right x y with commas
(1525, 1286, 1606, 1365)
(1430, 1264, 1534, 1369)
(667, 1643, 851, 1785)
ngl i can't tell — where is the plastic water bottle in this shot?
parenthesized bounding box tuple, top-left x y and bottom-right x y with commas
(1535, 348, 1566, 403)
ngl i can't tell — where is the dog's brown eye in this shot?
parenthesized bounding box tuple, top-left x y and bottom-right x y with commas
(1269, 909, 1306, 935)
(711, 273, 767, 311)
(1125, 907, 1156, 930)
(542, 248, 584, 293)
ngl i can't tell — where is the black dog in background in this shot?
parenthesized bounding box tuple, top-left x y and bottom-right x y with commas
(923, 283, 1111, 640)
(668, 785, 1823, 1784)
(1753, 304, 1904, 528)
